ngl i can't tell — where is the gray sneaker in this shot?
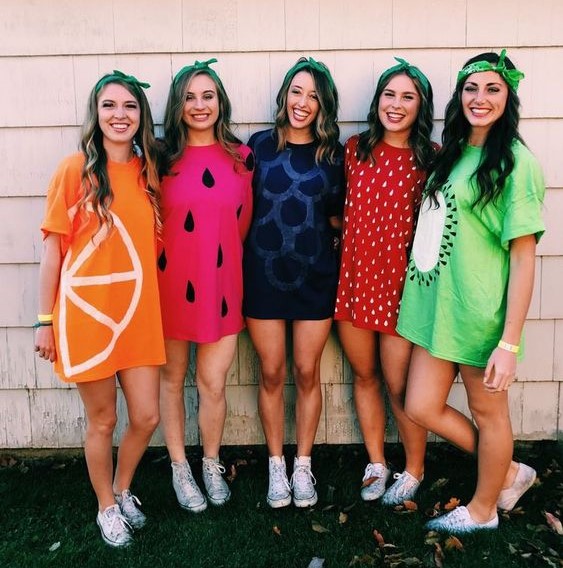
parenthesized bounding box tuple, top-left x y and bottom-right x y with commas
(115, 489, 146, 529)
(267, 456, 291, 508)
(202, 457, 231, 506)
(360, 462, 390, 501)
(291, 456, 318, 508)
(96, 504, 133, 548)
(171, 461, 207, 512)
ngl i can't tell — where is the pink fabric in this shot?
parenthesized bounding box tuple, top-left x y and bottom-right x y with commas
(158, 143, 253, 343)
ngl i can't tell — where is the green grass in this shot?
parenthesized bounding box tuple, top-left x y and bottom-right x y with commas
(0, 442, 561, 568)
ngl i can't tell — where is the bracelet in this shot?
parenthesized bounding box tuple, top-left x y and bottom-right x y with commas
(37, 313, 54, 323)
(498, 340, 520, 354)
(33, 321, 53, 328)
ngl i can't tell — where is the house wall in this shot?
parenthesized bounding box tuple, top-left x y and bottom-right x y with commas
(1, 0, 562, 448)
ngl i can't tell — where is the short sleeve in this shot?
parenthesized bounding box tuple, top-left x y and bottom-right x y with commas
(41, 154, 84, 253)
(500, 142, 546, 249)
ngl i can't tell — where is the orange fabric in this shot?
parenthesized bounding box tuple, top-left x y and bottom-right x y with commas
(41, 153, 165, 383)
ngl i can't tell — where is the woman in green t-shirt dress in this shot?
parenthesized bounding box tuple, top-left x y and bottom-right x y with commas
(397, 51, 545, 534)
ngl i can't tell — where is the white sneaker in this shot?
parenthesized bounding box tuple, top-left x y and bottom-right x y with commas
(115, 489, 146, 529)
(425, 506, 498, 534)
(266, 456, 291, 509)
(202, 457, 231, 506)
(381, 471, 422, 506)
(497, 462, 536, 511)
(267, 456, 291, 508)
(360, 462, 390, 501)
(96, 504, 133, 548)
(171, 461, 207, 512)
(291, 456, 318, 508)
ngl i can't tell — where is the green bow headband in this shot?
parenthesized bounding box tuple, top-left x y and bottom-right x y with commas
(95, 70, 150, 93)
(283, 57, 336, 91)
(378, 57, 431, 96)
(456, 49, 524, 92)
(173, 58, 221, 87)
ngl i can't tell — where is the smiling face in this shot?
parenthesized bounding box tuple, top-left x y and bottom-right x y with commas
(285, 70, 320, 141)
(461, 70, 508, 145)
(97, 83, 141, 153)
(182, 73, 220, 141)
(378, 73, 421, 145)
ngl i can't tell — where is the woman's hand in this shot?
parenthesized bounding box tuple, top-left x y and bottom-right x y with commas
(34, 325, 57, 362)
(483, 347, 517, 392)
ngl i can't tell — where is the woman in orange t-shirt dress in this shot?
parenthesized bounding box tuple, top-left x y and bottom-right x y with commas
(34, 71, 165, 548)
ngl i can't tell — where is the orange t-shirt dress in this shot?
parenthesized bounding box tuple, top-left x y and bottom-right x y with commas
(41, 153, 165, 383)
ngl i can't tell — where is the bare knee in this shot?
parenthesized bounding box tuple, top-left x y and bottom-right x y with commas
(294, 361, 320, 393)
(87, 411, 118, 437)
(405, 399, 431, 429)
(129, 408, 160, 435)
(260, 361, 286, 393)
(197, 378, 226, 403)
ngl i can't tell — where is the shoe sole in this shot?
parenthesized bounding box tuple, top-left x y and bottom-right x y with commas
(208, 492, 231, 506)
(267, 495, 292, 508)
(497, 470, 537, 511)
(96, 519, 133, 548)
(293, 494, 318, 508)
(178, 500, 208, 513)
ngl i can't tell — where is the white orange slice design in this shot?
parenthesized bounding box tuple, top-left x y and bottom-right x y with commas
(58, 209, 143, 377)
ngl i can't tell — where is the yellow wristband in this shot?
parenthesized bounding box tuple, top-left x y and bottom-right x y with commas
(37, 313, 53, 323)
(498, 340, 519, 354)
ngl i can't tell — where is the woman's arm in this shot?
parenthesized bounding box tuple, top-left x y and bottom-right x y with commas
(34, 233, 62, 362)
(483, 233, 536, 391)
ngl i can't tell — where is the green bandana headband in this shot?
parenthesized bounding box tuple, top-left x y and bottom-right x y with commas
(283, 57, 336, 91)
(95, 70, 150, 93)
(173, 58, 222, 88)
(456, 49, 524, 91)
(378, 57, 431, 96)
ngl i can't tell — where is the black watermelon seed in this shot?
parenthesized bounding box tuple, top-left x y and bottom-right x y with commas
(236, 204, 243, 219)
(186, 281, 195, 303)
(158, 249, 167, 271)
(217, 244, 223, 267)
(202, 168, 215, 188)
(221, 297, 228, 317)
(184, 210, 194, 232)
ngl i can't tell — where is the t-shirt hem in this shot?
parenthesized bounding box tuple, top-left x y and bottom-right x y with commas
(57, 356, 167, 383)
(397, 328, 487, 368)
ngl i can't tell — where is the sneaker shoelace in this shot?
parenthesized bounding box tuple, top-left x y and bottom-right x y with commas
(203, 460, 227, 492)
(363, 463, 386, 482)
(177, 465, 203, 497)
(270, 462, 290, 493)
(391, 472, 419, 497)
(291, 465, 317, 491)
(103, 507, 132, 538)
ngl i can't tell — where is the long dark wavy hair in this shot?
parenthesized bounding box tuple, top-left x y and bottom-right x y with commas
(161, 68, 244, 175)
(426, 52, 522, 209)
(79, 76, 161, 235)
(356, 69, 435, 171)
(274, 57, 340, 164)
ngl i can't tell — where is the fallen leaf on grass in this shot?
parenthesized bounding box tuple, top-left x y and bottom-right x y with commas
(48, 542, 61, 552)
(342, 502, 357, 513)
(373, 529, 385, 549)
(272, 525, 281, 536)
(544, 511, 563, 535)
(348, 554, 376, 566)
(433, 542, 445, 568)
(234, 458, 248, 467)
(51, 462, 66, 470)
(339, 512, 348, 524)
(404, 500, 418, 511)
(361, 476, 381, 488)
(322, 504, 336, 512)
(444, 536, 463, 551)
(312, 521, 330, 534)
(429, 478, 449, 492)
(424, 531, 440, 546)
(443, 497, 460, 511)
(307, 558, 325, 568)
(425, 503, 441, 518)
(226, 464, 237, 483)
(507, 543, 518, 555)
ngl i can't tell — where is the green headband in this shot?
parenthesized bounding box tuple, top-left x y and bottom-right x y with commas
(456, 49, 524, 91)
(95, 70, 150, 93)
(173, 58, 222, 88)
(283, 57, 336, 91)
(378, 57, 431, 96)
